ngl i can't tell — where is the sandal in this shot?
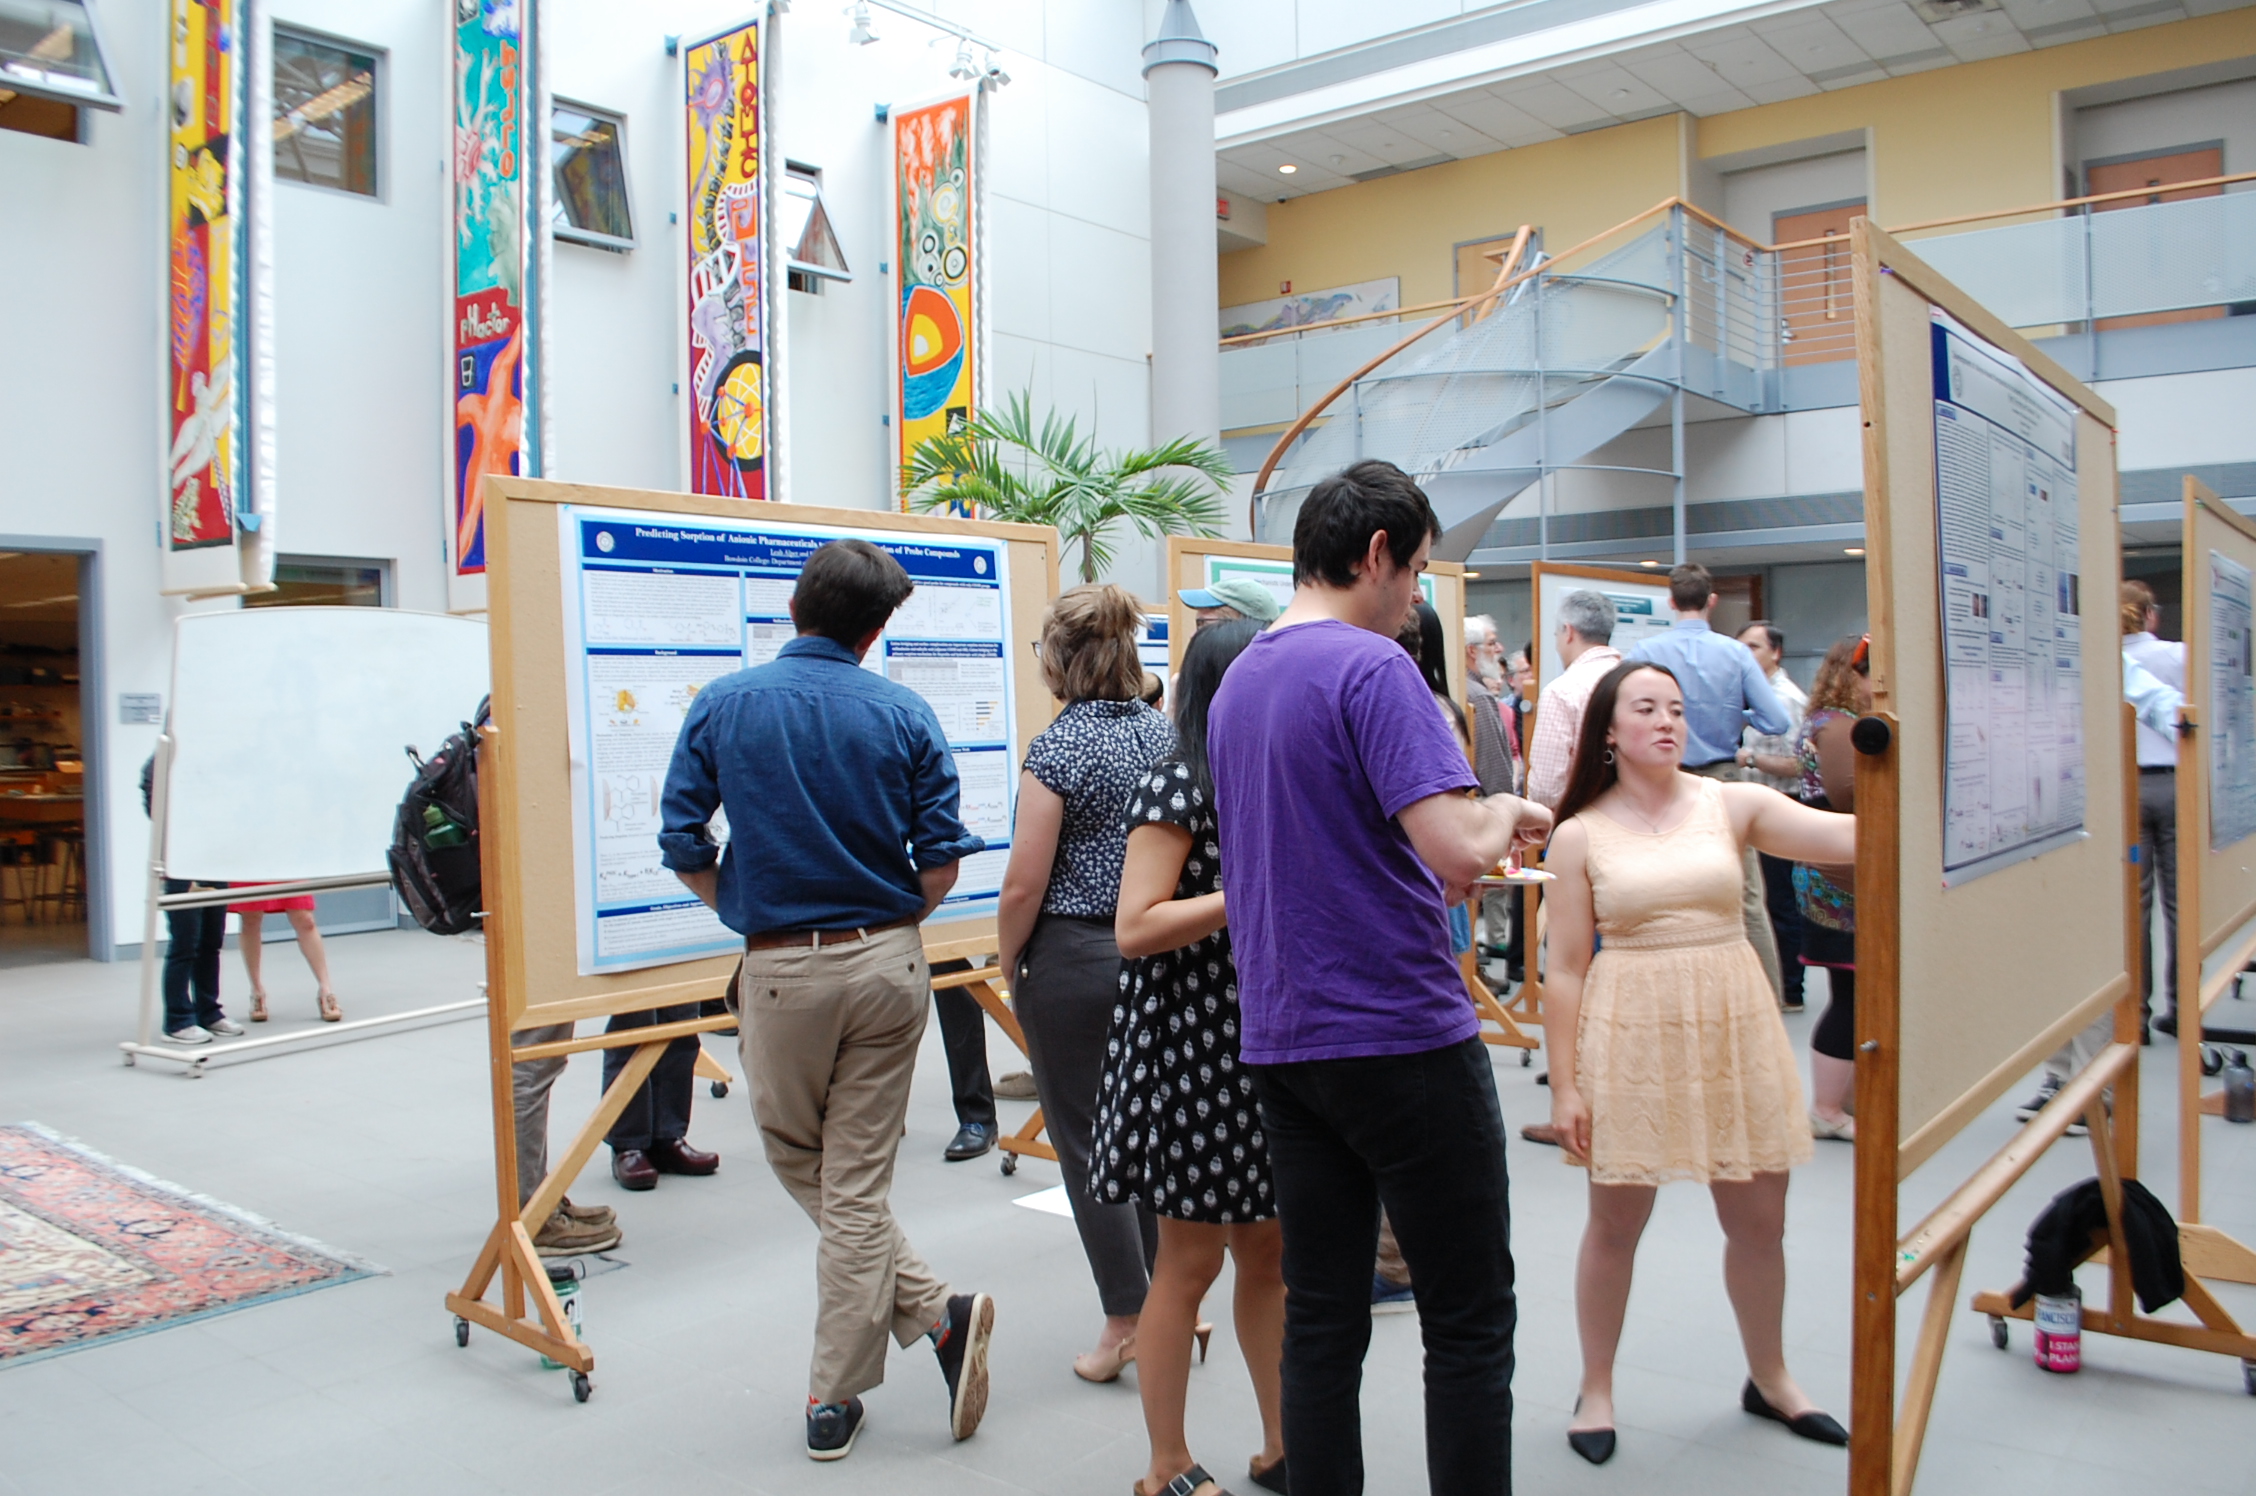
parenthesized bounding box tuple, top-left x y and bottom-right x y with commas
(1074, 1334, 1136, 1383)
(1134, 1464, 1232, 1496)
(318, 991, 343, 1023)
(248, 990, 269, 1023)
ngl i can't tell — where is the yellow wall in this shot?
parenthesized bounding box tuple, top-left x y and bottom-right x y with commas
(1698, 6, 2256, 226)
(1217, 113, 1684, 310)
(1225, 9, 2256, 306)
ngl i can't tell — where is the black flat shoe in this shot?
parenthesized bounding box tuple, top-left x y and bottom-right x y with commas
(1741, 1379, 1847, 1446)
(1567, 1429, 1616, 1465)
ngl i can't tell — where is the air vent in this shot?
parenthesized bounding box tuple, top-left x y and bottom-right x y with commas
(1910, 0, 1999, 22)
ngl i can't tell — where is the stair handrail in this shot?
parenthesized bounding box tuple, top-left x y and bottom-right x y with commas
(1250, 200, 1696, 525)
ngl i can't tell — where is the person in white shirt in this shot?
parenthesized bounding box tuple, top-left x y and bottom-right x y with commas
(1735, 622, 1813, 1013)
(2120, 580, 2187, 1037)
(1524, 592, 1624, 811)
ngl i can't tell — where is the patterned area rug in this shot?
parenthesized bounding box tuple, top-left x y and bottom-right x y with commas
(0, 1122, 378, 1368)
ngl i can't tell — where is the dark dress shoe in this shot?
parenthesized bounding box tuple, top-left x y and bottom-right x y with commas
(1567, 1429, 1617, 1465)
(1741, 1379, 1847, 1446)
(945, 1123, 995, 1161)
(647, 1138, 720, 1176)
(612, 1148, 658, 1191)
(2155, 1011, 2179, 1038)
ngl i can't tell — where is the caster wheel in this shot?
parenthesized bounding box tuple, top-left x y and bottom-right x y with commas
(709, 1081, 728, 1099)
(1000, 1154, 1018, 1177)
(2204, 1046, 2226, 1078)
(1990, 1316, 2008, 1351)
(1521, 1050, 1533, 1068)
(570, 1370, 592, 1403)
(2242, 1360, 2256, 1396)
(455, 1316, 470, 1348)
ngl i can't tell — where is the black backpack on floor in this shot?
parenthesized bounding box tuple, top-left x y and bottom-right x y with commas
(389, 696, 490, 936)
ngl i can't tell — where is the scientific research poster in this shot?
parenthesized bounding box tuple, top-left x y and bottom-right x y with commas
(558, 505, 1018, 974)
(2211, 550, 2256, 850)
(1931, 307, 2086, 887)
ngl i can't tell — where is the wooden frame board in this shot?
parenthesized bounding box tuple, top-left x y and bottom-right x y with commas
(1528, 561, 1674, 693)
(1161, 536, 1466, 701)
(2173, 479, 2256, 1275)
(483, 476, 1059, 1030)
(1841, 221, 2254, 1496)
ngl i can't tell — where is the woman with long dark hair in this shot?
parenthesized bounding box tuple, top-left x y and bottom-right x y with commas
(1093, 617, 1286, 1496)
(1795, 636, 1871, 1139)
(1396, 599, 1468, 746)
(1539, 659, 1857, 1464)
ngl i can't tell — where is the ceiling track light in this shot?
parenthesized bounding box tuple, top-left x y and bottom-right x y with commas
(846, 2, 877, 45)
(947, 38, 978, 80)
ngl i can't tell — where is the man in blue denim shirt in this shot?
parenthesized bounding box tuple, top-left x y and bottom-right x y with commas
(660, 538, 995, 1461)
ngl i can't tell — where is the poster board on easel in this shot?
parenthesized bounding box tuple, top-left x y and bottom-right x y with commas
(1161, 536, 1466, 700)
(2171, 478, 2256, 1283)
(1529, 562, 1673, 693)
(1841, 222, 2256, 1496)
(445, 476, 1058, 1392)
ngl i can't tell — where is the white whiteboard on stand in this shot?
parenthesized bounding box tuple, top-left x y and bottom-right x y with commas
(164, 608, 491, 881)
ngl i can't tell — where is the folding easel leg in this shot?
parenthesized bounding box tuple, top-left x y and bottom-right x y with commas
(519, 1037, 670, 1231)
(1891, 1235, 1967, 1496)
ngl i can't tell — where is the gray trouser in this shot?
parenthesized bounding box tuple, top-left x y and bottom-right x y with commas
(1015, 914, 1157, 1317)
(1687, 761, 1785, 1003)
(2138, 769, 2179, 1018)
(512, 1022, 573, 1209)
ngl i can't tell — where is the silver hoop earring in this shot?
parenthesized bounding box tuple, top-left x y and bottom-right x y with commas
(1603, 748, 1615, 765)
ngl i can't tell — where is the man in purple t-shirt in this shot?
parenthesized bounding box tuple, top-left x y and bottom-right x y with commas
(1210, 460, 1551, 1496)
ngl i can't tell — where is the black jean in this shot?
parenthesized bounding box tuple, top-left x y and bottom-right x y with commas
(601, 1003, 700, 1151)
(1759, 852, 1805, 1005)
(2138, 769, 2179, 1019)
(929, 958, 997, 1129)
(1251, 1037, 1517, 1496)
(162, 880, 228, 1032)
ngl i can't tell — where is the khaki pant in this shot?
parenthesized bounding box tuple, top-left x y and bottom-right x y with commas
(512, 1023, 573, 1209)
(1687, 761, 1785, 1004)
(739, 924, 951, 1402)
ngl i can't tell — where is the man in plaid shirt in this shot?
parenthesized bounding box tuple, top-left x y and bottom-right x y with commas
(1525, 590, 1622, 810)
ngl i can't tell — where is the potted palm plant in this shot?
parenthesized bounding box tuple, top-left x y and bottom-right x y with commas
(904, 392, 1233, 583)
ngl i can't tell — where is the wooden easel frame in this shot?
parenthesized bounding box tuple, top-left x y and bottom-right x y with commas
(2162, 477, 2256, 1284)
(446, 477, 1060, 1396)
(1848, 221, 2256, 1496)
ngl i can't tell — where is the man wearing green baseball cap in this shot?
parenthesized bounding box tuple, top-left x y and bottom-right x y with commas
(1178, 575, 1282, 629)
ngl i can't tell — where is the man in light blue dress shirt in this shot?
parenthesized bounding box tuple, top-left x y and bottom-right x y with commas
(1627, 564, 1795, 1004)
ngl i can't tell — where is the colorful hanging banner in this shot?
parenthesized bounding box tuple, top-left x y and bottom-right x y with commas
(164, 0, 250, 594)
(892, 92, 978, 507)
(451, 0, 540, 605)
(684, 19, 768, 501)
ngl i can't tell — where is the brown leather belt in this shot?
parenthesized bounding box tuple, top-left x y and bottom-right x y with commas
(743, 915, 915, 951)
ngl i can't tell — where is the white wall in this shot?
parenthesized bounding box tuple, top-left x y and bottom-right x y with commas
(2074, 76, 2256, 180)
(1720, 148, 1868, 240)
(0, 0, 1162, 953)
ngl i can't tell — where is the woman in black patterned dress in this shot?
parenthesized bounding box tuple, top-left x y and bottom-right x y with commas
(1094, 619, 1285, 1496)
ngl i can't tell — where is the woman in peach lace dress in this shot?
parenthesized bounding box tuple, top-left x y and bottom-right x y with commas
(1539, 660, 1857, 1465)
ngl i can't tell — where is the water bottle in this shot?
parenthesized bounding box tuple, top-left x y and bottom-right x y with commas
(2033, 1287, 2081, 1373)
(539, 1262, 584, 1369)
(2224, 1049, 2256, 1124)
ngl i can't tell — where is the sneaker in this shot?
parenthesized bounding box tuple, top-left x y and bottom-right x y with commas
(2014, 1075, 2061, 1122)
(993, 1071, 1037, 1101)
(1371, 1275, 1417, 1315)
(934, 1291, 995, 1441)
(162, 1025, 214, 1045)
(207, 1017, 246, 1037)
(533, 1209, 621, 1258)
(806, 1397, 866, 1461)
(558, 1196, 615, 1227)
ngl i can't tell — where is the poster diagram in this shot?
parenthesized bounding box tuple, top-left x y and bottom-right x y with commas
(683, 20, 767, 501)
(2212, 550, 2256, 850)
(559, 506, 1018, 974)
(1930, 307, 2086, 886)
(1202, 555, 1434, 615)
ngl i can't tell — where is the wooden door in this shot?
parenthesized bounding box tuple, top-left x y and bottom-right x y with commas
(2087, 146, 2225, 329)
(1775, 200, 1865, 365)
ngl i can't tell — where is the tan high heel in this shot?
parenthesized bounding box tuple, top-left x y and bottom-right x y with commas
(1074, 1334, 1137, 1383)
(318, 991, 342, 1023)
(1194, 1321, 1212, 1363)
(248, 990, 269, 1023)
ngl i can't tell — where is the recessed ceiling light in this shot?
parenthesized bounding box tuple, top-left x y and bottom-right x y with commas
(1330, 154, 1345, 166)
(1439, 129, 1452, 138)
(1610, 88, 1631, 99)
(1844, 547, 1866, 556)
(1639, 559, 1661, 567)
(1277, 163, 1297, 174)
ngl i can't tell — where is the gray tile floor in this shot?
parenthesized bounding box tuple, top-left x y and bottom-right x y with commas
(4, 929, 2255, 1494)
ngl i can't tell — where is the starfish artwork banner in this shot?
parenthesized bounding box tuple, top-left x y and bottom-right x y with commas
(452, 0, 541, 594)
(166, 0, 247, 562)
(892, 91, 977, 508)
(683, 19, 769, 501)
